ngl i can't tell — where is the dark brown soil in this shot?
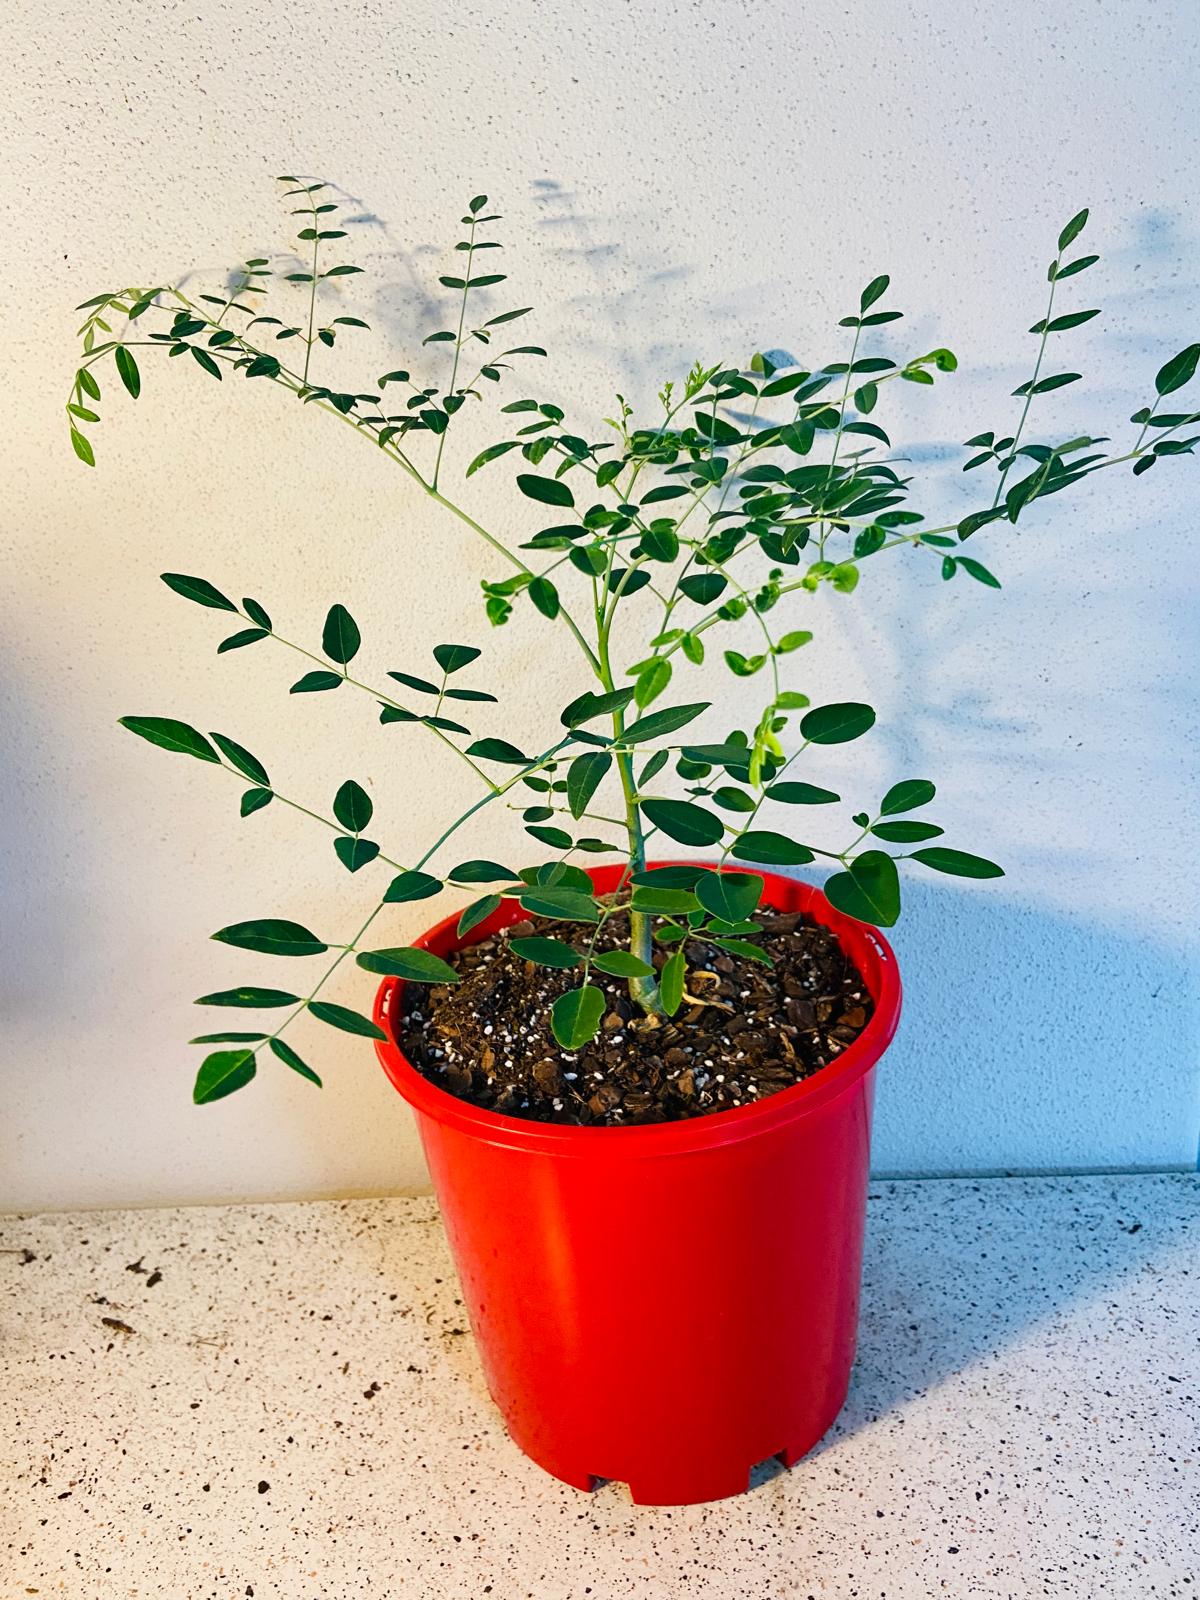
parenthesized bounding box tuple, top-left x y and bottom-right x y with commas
(399, 909, 873, 1126)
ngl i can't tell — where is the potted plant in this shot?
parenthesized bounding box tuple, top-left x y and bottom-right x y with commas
(69, 182, 1197, 1503)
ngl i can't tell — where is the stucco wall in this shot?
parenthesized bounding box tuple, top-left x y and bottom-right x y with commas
(3, 0, 1197, 1208)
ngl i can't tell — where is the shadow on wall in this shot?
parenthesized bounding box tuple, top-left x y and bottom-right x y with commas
(869, 877, 1200, 1176)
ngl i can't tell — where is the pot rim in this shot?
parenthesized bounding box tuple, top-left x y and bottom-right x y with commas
(373, 861, 901, 1156)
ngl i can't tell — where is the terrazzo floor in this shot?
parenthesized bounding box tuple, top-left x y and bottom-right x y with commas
(2, 1173, 1196, 1598)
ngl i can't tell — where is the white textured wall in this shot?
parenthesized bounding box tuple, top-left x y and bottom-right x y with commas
(3, 0, 1197, 1209)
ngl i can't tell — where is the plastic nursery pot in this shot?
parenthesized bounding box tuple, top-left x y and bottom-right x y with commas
(373, 861, 901, 1506)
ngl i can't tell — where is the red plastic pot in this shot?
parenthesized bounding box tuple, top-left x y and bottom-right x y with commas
(374, 862, 901, 1505)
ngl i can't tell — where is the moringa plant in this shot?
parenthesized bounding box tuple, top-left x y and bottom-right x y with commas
(68, 180, 1199, 1102)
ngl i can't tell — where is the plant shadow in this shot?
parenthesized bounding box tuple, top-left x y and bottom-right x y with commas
(814, 1169, 1196, 1453)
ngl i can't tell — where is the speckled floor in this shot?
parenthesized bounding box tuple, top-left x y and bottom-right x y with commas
(2, 1173, 1196, 1598)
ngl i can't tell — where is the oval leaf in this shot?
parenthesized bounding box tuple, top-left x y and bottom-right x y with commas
(161, 572, 237, 612)
(766, 781, 840, 805)
(333, 778, 373, 832)
(193, 1049, 256, 1104)
(729, 831, 814, 866)
(322, 603, 361, 665)
(211, 732, 270, 786)
(355, 947, 461, 983)
(457, 893, 502, 937)
(119, 715, 219, 764)
(384, 870, 444, 902)
(694, 870, 764, 923)
(567, 751, 612, 820)
(824, 851, 901, 927)
(590, 951, 655, 978)
(291, 670, 342, 693)
(270, 1036, 322, 1086)
(880, 778, 936, 815)
(659, 950, 686, 1017)
(306, 1000, 386, 1040)
(623, 701, 710, 744)
(194, 986, 300, 1008)
(517, 473, 575, 508)
(508, 936, 583, 969)
(550, 983, 605, 1049)
(800, 702, 877, 744)
(641, 798, 723, 847)
(910, 847, 1004, 879)
(448, 860, 517, 884)
(212, 919, 327, 957)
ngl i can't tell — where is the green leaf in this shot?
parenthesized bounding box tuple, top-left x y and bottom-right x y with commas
(591, 951, 655, 978)
(518, 886, 599, 923)
(872, 820, 943, 842)
(567, 751, 611, 819)
(115, 345, 141, 398)
(630, 886, 700, 915)
(694, 870, 764, 923)
(641, 798, 723, 847)
(269, 1037, 321, 1086)
(240, 786, 273, 817)
(466, 738, 528, 764)
(957, 557, 1001, 589)
(659, 950, 686, 1016)
(910, 847, 1004, 878)
(194, 986, 300, 1008)
(679, 573, 727, 605)
(290, 670, 342, 693)
(457, 894, 502, 937)
(1154, 343, 1200, 397)
(448, 859, 517, 884)
(212, 918, 327, 957)
(467, 440, 520, 477)
(433, 643, 481, 674)
(775, 630, 813, 654)
(623, 701, 709, 743)
(191, 346, 223, 380)
(528, 575, 560, 619)
(355, 947, 461, 983)
(119, 715, 220, 764)
(766, 781, 840, 805)
(729, 831, 814, 866)
(217, 627, 268, 653)
(161, 572, 237, 612)
(70, 427, 95, 466)
(560, 686, 636, 726)
(824, 851, 901, 927)
(307, 1000, 386, 1040)
(517, 473, 575, 508)
(189, 1031, 268, 1044)
(880, 778, 936, 815)
(860, 274, 890, 312)
(1057, 208, 1089, 252)
(509, 936, 583, 969)
(209, 733, 269, 786)
(242, 597, 273, 630)
(193, 1049, 256, 1104)
(800, 702, 876, 744)
(710, 936, 773, 966)
(334, 836, 380, 872)
(1043, 309, 1100, 333)
(384, 870, 443, 902)
(322, 603, 360, 664)
(633, 656, 673, 708)
(333, 778, 373, 832)
(550, 984, 605, 1049)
